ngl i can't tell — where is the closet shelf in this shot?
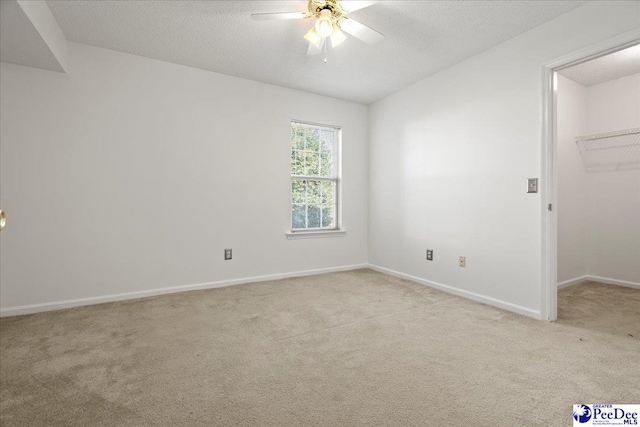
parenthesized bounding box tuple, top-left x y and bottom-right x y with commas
(575, 128, 640, 172)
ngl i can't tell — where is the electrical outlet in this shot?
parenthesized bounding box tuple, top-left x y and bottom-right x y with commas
(459, 256, 466, 268)
(224, 249, 232, 260)
(426, 249, 433, 261)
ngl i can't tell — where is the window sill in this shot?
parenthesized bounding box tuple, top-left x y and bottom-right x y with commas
(286, 230, 347, 240)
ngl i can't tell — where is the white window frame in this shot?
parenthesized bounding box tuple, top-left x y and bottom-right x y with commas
(288, 120, 344, 238)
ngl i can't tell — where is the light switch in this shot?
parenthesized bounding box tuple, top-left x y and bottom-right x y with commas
(527, 178, 538, 193)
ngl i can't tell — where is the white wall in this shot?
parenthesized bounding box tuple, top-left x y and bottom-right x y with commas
(368, 1, 640, 317)
(585, 73, 640, 283)
(0, 42, 369, 313)
(556, 75, 588, 283)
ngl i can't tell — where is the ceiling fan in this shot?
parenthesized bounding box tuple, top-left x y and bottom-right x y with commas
(251, 0, 384, 56)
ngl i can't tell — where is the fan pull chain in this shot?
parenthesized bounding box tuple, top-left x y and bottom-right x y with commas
(324, 38, 328, 63)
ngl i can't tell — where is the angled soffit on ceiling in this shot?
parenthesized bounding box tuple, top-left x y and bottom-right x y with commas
(44, 0, 589, 104)
(558, 44, 640, 87)
(1, 0, 67, 72)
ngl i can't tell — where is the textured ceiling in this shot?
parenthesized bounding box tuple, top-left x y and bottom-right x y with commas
(558, 44, 640, 87)
(46, 0, 588, 104)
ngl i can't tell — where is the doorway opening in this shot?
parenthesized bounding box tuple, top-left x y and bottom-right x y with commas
(541, 30, 640, 323)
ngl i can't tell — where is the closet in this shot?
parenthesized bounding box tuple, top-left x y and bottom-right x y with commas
(555, 46, 640, 327)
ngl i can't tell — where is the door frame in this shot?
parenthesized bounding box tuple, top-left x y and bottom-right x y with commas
(540, 29, 640, 321)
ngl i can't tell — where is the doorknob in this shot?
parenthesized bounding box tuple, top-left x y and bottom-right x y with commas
(0, 209, 6, 232)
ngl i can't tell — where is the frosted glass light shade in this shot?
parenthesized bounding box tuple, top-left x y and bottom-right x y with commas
(304, 27, 322, 48)
(315, 9, 333, 38)
(330, 28, 346, 47)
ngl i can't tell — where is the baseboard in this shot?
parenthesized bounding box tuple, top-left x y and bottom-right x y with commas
(586, 275, 640, 290)
(8, 265, 631, 319)
(557, 275, 589, 289)
(367, 264, 541, 320)
(557, 275, 640, 290)
(0, 263, 369, 318)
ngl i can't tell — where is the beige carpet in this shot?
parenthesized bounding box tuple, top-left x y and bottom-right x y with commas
(1, 270, 638, 426)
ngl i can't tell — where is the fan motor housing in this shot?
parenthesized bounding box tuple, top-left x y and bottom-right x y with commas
(309, 0, 344, 20)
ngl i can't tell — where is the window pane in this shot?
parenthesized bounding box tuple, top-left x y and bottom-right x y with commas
(291, 180, 336, 230)
(291, 150, 304, 176)
(319, 129, 336, 177)
(293, 126, 305, 151)
(320, 181, 335, 205)
(307, 205, 321, 228)
(307, 180, 321, 204)
(291, 124, 336, 178)
(319, 151, 332, 177)
(292, 204, 306, 229)
(321, 204, 335, 228)
(292, 180, 305, 204)
(305, 128, 320, 151)
(304, 151, 319, 176)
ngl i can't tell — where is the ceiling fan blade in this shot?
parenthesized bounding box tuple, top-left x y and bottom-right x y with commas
(340, 1, 379, 13)
(307, 38, 325, 56)
(251, 12, 309, 21)
(340, 18, 385, 44)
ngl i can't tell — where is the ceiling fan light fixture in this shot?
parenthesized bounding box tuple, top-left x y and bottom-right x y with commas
(251, 1, 384, 58)
(330, 27, 346, 47)
(315, 9, 334, 38)
(304, 27, 322, 48)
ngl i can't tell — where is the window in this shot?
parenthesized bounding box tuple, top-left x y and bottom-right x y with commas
(290, 121, 340, 232)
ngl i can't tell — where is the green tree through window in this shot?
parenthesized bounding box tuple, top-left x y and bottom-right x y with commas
(291, 122, 340, 231)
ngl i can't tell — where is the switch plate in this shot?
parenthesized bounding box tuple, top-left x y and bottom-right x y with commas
(459, 256, 466, 268)
(224, 249, 232, 260)
(426, 249, 433, 261)
(527, 178, 538, 193)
